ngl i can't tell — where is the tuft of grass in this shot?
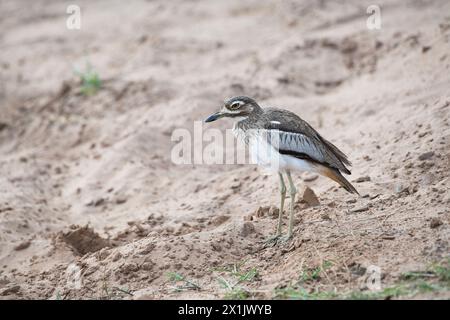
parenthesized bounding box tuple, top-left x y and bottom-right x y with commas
(432, 261, 450, 283)
(217, 276, 250, 300)
(400, 258, 450, 287)
(273, 259, 450, 300)
(167, 272, 201, 292)
(214, 262, 259, 300)
(81, 269, 134, 300)
(236, 268, 259, 283)
(299, 260, 333, 283)
(346, 261, 450, 300)
(224, 289, 249, 300)
(75, 63, 101, 96)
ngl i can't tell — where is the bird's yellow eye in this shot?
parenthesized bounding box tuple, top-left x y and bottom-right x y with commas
(230, 102, 241, 110)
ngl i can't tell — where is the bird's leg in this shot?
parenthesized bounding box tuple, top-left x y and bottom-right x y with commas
(264, 172, 286, 246)
(276, 172, 286, 237)
(286, 171, 297, 239)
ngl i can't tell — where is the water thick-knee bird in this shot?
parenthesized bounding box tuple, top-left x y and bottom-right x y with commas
(205, 96, 358, 241)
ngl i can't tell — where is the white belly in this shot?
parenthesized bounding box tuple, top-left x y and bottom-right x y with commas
(233, 125, 316, 173)
(246, 133, 315, 173)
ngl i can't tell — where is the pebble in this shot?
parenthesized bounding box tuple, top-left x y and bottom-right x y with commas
(230, 181, 241, 191)
(254, 206, 269, 217)
(350, 205, 369, 213)
(268, 206, 279, 218)
(86, 198, 105, 207)
(355, 176, 371, 183)
(299, 186, 320, 207)
(112, 252, 122, 262)
(211, 215, 229, 226)
(211, 242, 222, 252)
(14, 240, 31, 251)
(430, 217, 443, 229)
(115, 196, 127, 205)
(418, 151, 434, 161)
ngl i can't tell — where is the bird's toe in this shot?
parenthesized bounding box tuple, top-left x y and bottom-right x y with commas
(263, 234, 282, 248)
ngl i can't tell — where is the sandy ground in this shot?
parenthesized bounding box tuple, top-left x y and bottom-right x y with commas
(0, 0, 449, 299)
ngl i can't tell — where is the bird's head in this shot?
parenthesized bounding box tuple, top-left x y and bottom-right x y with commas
(204, 96, 261, 123)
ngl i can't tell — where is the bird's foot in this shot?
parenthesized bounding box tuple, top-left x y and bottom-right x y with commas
(280, 235, 293, 244)
(263, 234, 292, 247)
(263, 234, 282, 248)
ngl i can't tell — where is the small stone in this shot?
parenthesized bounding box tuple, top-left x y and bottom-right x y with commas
(211, 215, 230, 225)
(14, 240, 31, 251)
(418, 151, 434, 161)
(255, 206, 267, 217)
(326, 201, 336, 208)
(121, 263, 139, 274)
(112, 252, 122, 262)
(430, 218, 443, 229)
(268, 206, 279, 218)
(240, 222, 256, 237)
(141, 262, 154, 271)
(0, 122, 8, 131)
(115, 196, 127, 205)
(211, 242, 222, 252)
(96, 248, 110, 261)
(299, 187, 320, 207)
(138, 35, 148, 43)
(230, 181, 241, 191)
(422, 46, 431, 53)
(86, 198, 105, 207)
(355, 176, 371, 183)
(350, 205, 369, 213)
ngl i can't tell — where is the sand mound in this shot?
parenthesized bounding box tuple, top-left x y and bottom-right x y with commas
(57, 225, 111, 256)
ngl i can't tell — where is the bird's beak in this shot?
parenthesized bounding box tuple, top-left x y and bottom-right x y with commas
(204, 111, 226, 123)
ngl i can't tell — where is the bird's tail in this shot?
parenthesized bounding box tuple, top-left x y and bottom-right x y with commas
(315, 164, 359, 195)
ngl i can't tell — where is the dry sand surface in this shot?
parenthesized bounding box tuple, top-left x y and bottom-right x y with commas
(0, 0, 449, 299)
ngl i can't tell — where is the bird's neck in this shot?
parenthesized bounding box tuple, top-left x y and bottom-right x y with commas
(234, 110, 263, 132)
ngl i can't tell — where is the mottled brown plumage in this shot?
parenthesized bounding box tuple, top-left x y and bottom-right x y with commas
(205, 96, 358, 240)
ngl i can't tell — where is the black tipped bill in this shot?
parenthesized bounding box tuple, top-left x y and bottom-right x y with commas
(204, 111, 223, 123)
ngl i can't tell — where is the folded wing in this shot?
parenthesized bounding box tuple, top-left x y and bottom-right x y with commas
(262, 111, 352, 175)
